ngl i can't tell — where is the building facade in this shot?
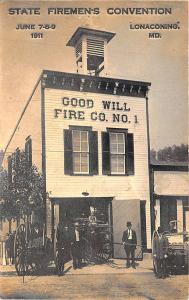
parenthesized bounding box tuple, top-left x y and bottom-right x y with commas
(2, 28, 152, 257)
(151, 162, 189, 233)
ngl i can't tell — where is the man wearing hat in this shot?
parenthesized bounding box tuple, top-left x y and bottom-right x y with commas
(153, 226, 169, 278)
(122, 221, 137, 268)
(70, 222, 82, 269)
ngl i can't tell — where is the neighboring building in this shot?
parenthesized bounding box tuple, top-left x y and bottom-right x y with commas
(2, 27, 152, 258)
(150, 161, 189, 233)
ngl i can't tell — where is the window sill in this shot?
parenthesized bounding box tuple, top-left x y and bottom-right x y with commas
(106, 174, 134, 176)
(68, 173, 97, 176)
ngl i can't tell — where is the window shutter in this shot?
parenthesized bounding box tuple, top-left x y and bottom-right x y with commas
(102, 132, 110, 175)
(89, 131, 98, 175)
(25, 139, 32, 167)
(126, 133, 134, 175)
(64, 129, 73, 175)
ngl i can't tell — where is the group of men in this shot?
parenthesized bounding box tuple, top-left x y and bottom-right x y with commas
(122, 222, 170, 278)
(56, 222, 83, 275)
(122, 222, 170, 279)
(56, 220, 138, 275)
(56, 220, 169, 278)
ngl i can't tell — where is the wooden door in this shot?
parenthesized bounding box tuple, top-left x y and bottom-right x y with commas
(112, 199, 142, 259)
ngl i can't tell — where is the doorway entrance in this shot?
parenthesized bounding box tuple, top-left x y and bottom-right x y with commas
(57, 197, 112, 227)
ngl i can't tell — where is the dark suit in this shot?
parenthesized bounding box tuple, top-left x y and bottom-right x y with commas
(56, 224, 71, 275)
(70, 227, 82, 269)
(153, 234, 169, 278)
(122, 228, 137, 267)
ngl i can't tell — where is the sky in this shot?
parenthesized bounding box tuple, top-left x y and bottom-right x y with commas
(0, 0, 188, 151)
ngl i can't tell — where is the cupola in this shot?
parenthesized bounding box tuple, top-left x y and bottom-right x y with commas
(67, 27, 115, 76)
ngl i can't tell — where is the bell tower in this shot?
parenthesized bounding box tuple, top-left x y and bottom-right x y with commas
(67, 27, 115, 76)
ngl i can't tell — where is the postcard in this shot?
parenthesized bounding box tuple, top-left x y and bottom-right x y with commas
(0, 1, 188, 299)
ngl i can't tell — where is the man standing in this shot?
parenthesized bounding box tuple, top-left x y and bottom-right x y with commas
(56, 223, 71, 276)
(153, 226, 169, 279)
(70, 222, 82, 269)
(122, 221, 137, 268)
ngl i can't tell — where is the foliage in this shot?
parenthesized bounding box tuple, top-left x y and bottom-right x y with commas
(150, 144, 188, 162)
(0, 150, 45, 222)
(150, 149, 157, 161)
(0, 168, 17, 221)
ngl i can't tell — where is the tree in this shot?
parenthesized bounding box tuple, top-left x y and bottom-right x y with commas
(150, 149, 157, 162)
(150, 144, 188, 162)
(171, 144, 188, 162)
(0, 166, 19, 232)
(0, 150, 45, 225)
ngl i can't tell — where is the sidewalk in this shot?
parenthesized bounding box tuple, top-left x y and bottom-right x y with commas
(64, 256, 153, 275)
(0, 256, 153, 276)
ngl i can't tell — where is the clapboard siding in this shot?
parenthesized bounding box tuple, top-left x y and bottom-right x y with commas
(154, 171, 189, 196)
(44, 88, 150, 201)
(4, 84, 42, 171)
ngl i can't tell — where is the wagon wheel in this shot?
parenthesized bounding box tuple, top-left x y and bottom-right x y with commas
(82, 237, 93, 264)
(14, 224, 27, 276)
(152, 230, 158, 275)
(96, 239, 112, 261)
(14, 224, 39, 275)
(27, 239, 52, 274)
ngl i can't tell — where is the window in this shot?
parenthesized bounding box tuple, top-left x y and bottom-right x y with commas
(25, 136, 32, 167)
(102, 130, 134, 175)
(64, 127, 98, 175)
(72, 130, 89, 174)
(110, 132, 125, 174)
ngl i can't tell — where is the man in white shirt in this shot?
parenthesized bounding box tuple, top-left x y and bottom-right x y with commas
(122, 221, 137, 268)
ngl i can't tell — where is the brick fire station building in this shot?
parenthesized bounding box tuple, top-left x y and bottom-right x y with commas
(2, 27, 152, 257)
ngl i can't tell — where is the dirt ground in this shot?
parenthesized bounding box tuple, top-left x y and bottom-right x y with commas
(0, 258, 188, 300)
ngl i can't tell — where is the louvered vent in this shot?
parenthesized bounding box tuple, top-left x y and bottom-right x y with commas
(87, 38, 104, 57)
(76, 40, 82, 58)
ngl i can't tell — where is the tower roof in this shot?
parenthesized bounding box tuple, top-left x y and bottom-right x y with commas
(67, 27, 116, 47)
